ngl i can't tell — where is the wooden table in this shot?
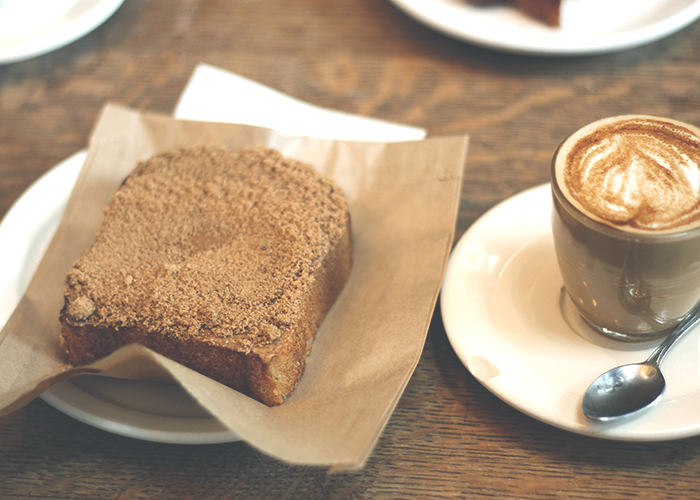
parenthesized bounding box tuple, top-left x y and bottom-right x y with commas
(3, 0, 700, 498)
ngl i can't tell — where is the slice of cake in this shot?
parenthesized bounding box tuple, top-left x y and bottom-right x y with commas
(467, 0, 562, 26)
(59, 146, 352, 406)
(515, 0, 561, 26)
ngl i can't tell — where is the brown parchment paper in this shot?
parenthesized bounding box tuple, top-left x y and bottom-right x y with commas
(0, 103, 468, 470)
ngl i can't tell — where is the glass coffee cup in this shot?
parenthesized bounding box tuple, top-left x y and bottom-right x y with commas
(551, 115, 700, 342)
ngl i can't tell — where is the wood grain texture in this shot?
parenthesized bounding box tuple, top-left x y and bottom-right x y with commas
(3, 0, 700, 497)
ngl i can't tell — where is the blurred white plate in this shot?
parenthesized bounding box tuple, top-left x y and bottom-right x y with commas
(441, 184, 700, 440)
(0, 151, 239, 444)
(0, 0, 125, 65)
(388, 0, 700, 55)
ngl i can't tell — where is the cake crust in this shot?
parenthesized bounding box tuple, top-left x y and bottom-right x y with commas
(60, 146, 352, 406)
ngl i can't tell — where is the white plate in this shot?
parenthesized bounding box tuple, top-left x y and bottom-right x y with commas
(388, 0, 700, 56)
(0, 151, 238, 444)
(0, 0, 126, 65)
(441, 183, 700, 440)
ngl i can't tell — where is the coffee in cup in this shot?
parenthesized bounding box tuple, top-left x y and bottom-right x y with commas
(551, 115, 700, 342)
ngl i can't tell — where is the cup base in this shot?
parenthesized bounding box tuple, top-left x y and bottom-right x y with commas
(580, 316, 670, 343)
(559, 288, 664, 351)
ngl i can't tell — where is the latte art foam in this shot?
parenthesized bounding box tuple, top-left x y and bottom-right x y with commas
(558, 117, 700, 232)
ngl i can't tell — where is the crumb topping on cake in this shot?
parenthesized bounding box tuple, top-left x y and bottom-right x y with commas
(63, 146, 349, 354)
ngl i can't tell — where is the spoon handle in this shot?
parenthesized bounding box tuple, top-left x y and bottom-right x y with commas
(647, 305, 700, 366)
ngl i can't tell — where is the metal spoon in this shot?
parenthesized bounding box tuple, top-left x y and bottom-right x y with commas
(582, 305, 700, 421)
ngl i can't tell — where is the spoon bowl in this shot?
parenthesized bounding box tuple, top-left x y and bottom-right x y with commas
(583, 363, 665, 421)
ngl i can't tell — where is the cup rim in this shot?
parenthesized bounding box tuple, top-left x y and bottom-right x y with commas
(551, 115, 700, 241)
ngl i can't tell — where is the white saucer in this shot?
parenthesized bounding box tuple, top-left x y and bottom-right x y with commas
(0, 151, 238, 444)
(441, 183, 700, 441)
(0, 0, 126, 65)
(387, 0, 700, 56)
